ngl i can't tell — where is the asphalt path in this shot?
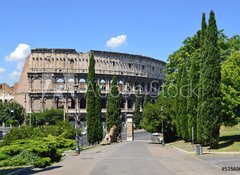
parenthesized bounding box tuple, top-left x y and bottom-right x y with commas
(80, 127, 152, 146)
(23, 133, 236, 175)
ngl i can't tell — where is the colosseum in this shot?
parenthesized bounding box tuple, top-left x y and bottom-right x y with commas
(13, 49, 166, 123)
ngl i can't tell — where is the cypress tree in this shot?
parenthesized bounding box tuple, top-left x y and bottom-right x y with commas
(143, 94, 149, 108)
(86, 51, 96, 144)
(106, 75, 122, 134)
(175, 65, 183, 138)
(187, 33, 201, 143)
(197, 13, 207, 143)
(200, 11, 221, 147)
(134, 92, 141, 129)
(179, 66, 189, 141)
(95, 85, 103, 143)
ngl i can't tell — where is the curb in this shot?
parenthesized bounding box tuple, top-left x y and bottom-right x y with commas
(167, 144, 240, 155)
(167, 144, 195, 154)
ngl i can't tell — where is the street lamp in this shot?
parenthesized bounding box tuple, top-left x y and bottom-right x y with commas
(161, 106, 165, 147)
(73, 83, 80, 154)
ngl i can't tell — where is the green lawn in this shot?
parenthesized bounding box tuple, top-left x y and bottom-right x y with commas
(168, 124, 240, 153)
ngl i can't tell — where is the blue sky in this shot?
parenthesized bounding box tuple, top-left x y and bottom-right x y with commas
(0, 0, 239, 86)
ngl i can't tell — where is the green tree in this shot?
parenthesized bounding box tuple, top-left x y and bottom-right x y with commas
(0, 102, 25, 126)
(142, 92, 176, 142)
(200, 11, 221, 147)
(106, 75, 121, 134)
(143, 93, 149, 108)
(95, 85, 103, 143)
(142, 103, 160, 133)
(221, 51, 240, 126)
(197, 13, 207, 143)
(187, 32, 201, 143)
(34, 109, 63, 126)
(179, 66, 189, 141)
(86, 51, 96, 144)
(133, 92, 141, 129)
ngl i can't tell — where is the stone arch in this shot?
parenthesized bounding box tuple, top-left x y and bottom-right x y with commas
(44, 98, 53, 109)
(33, 98, 41, 111)
(120, 98, 125, 109)
(79, 98, 86, 109)
(147, 82, 150, 92)
(118, 80, 124, 92)
(32, 79, 41, 90)
(68, 78, 75, 91)
(127, 99, 134, 109)
(56, 78, 65, 91)
(56, 98, 64, 109)
(141, 82, 145, 92)
(100, 79, 106, 91)
(44, 78, 52, 91)
(67, 97, 75, 109)
(101, 98, 107, 108)
(125, 81, 132, 92)
(134, 82, 140, 91)
(79, 78, 86, 90)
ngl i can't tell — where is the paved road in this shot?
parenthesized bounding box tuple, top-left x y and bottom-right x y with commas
(80, 128, 152, 146)
(23, 140, 236, 175)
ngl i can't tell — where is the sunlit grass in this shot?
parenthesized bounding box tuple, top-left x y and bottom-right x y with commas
(168, 124, 240, 153)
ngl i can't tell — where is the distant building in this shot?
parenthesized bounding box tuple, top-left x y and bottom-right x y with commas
(0, 83, 14, 103)
(13, 49, 166, 122)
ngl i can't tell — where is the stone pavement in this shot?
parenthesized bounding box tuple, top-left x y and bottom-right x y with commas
(20, 141, 238, 175)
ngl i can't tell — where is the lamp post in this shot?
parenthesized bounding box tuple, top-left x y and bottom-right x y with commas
(73, 84, 80, 154)
(161, 106, 165, 147)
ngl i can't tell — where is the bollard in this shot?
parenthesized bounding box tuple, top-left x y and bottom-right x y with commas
(196, 144, 203, 155)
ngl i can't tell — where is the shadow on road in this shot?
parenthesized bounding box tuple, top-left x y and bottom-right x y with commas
(22, 165, 62, 175)
(214, 134, 240, 149)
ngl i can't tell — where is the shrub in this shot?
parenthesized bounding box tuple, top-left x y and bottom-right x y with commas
(0, 153, 9, 161)
(2, 121, 77, 145)
(33, 157, 51, 168)
(0, 136, 75, 168)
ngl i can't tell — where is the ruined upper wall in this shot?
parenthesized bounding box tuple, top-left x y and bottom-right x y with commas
(29, 49, 166, 80)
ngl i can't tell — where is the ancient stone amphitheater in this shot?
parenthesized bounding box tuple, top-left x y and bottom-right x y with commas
(13, 49, 166, 122)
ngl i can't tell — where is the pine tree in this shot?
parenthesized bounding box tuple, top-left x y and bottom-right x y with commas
(134, 92, 141, 129)
(95, 85, 103, 143)
(86, 51, 96, 144)
(197, 13, 207, 144)
(200, 11, 221, 147)
(106, 75, 122, 134)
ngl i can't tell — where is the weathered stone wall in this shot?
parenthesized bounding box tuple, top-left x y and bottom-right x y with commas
(13, 49, 166, 121)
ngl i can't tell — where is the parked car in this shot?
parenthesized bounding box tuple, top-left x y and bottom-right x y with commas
(152, 132, 163, 143)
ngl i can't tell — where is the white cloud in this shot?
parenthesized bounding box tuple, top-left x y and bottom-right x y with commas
(17, 62, 24, 71)
(106, 34, 127, 49)
(9, 71, 21, 79)
(0, 67, 5, 73)
(5, 43, 30, 61)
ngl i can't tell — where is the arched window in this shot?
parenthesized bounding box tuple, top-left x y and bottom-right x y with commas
(127, 99, 133, 109)
(100, 79, 106, 91)
(56, 98, 64, 109)
(101, 98, 107, 108)
(80, 98, 86, 109)
(79, 78, 86, 90)
(118, 80, 124, 92)
(67, 97, 75, 109)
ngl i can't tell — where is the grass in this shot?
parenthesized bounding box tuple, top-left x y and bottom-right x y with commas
(168, 124, 240, 153)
